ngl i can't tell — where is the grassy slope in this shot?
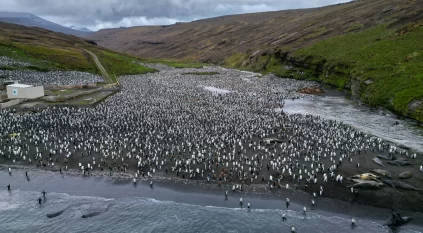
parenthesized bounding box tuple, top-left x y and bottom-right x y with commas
(224, 22, 423, 121)
(294, 24, 423, 116)
(0, 22, 156, 82)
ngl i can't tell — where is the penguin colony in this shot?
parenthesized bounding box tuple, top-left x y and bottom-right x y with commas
(0, 65, 420, 195)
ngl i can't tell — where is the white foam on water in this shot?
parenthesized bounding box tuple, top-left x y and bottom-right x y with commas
(0, 202, 20, 211)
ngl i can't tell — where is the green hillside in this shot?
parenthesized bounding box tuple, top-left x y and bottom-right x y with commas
(224, 22, 423, 122)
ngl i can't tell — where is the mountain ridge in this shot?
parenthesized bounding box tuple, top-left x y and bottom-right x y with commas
(0, 11, 92, 37)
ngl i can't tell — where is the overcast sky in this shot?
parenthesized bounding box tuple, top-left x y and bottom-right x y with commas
(0, 0, 351, 31)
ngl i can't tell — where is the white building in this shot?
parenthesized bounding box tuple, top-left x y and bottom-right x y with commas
(6, 83, 44, 99)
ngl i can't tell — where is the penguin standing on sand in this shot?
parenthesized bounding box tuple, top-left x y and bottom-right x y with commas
(225, 190, 228, 200)
(303, 207, 307, 215)
(7, 184, 11, 192)
(41, 190, 47, 197)
(282, 213, 287, 221)
(239, 198, 243, 208)
(247, 202, 251, 210)
(286, 198, 290, 209)
(8, 168, 12, 175)
(291, 225, 296, 233)
(38, 197, 42, 205)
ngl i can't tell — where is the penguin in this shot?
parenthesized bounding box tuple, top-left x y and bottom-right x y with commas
(282, 213, 287, 221)
(239, 197, 243, 208)
(286, 198, 290, 208)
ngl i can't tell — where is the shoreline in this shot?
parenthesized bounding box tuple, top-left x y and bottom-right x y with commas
(2, 165, 423, 230)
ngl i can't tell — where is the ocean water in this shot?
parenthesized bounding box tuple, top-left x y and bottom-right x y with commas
(1, 167, 422, 233)
(0, 190, 406, 233)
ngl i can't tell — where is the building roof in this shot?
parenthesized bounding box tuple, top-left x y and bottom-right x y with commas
(7, 84, 33, 88)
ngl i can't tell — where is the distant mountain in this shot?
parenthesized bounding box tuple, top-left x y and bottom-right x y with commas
(0, 12, 92, 37)
(69, 25, 93, 33)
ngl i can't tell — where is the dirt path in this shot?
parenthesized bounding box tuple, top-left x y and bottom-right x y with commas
(84, 49, 113, 83)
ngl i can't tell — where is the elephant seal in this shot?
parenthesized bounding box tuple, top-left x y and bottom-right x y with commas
(351, 173, 379, 181)
(349, 181, 384, 189)
(398, 171, 413, 179)
(377, 154, 396, 161)
(397, 144, 410, 150)
(384, 209, 413, 227)
(47, 209, 67, 218)
(82, 212, 102, 218)
(382, 179, 421, 191)
(371, 169, 391, 178)
(383, 210, 414, 227)
(388, 160, 414, 166)
(372, 157, 385, 167)
(82, 203, 113, 218)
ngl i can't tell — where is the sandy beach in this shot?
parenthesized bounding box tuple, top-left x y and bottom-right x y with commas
(1, 165, 423, 231)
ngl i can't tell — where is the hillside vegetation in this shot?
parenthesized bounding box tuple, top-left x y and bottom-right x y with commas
(88, 0, 423, 122)
(0, 22, 156, 82)
(225, 23, 423, 121)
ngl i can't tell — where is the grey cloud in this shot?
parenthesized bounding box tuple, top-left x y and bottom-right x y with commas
(0, 0, 351, 30)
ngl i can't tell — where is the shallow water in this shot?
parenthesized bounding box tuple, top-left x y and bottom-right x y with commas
(283, 95, 423, 153)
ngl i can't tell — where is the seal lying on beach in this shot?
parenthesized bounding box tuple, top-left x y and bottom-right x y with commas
(388, 160, 414, 166)
(382, 179, 421, 191)
(351, 173, 379, 181)
(385, 209, 413, 227)
(349, 180, 384, 189)
(371, 169, 391, 178)
(372, 157, 385, 167)
(398, 171, 413, 179)
(376, 154, 396, 161)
